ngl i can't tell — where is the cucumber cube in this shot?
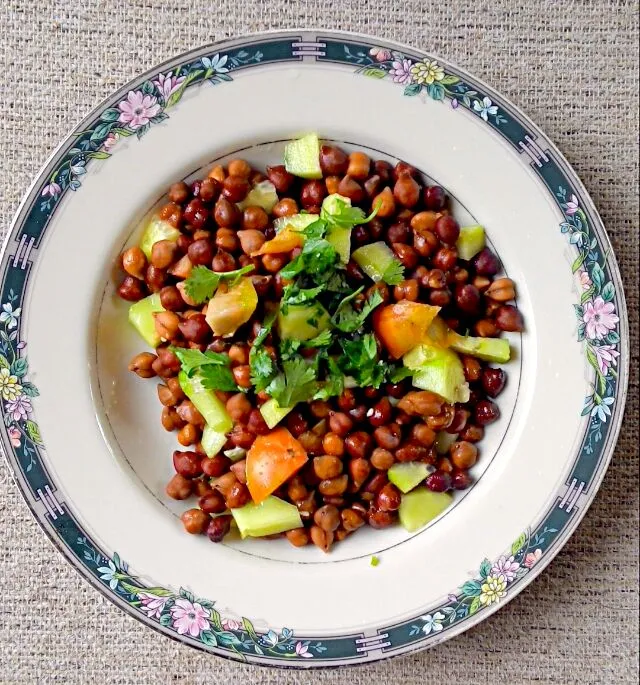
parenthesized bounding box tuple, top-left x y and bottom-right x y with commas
(201, 425, 227, 458)
(284, 134, 322, 179)
(231, 496, 303, 538)
(128, 293, 164, 347)
(399, 488, 453, 532)
(260, 398, 294, 429)
(388, 462, 433, 493)
(456, 225, 486, 261)
(139, 216, 181, 260)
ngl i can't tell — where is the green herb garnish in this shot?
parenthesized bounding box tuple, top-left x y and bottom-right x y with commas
(332, 287, 384, 333)
(338, 334, 388, 389)
(171, 347, 238, 391)
(266, 358, 319, 408)
(183, 265, 254, 304)
(380, 259, 405, 286)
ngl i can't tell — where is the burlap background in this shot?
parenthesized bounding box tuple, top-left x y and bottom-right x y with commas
(0, 1, 638, 683)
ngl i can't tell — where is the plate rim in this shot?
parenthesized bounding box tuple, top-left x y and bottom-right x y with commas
(0, 28, 630, 668)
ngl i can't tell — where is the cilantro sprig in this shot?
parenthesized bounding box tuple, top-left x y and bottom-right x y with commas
(338, 334, 389, 389)
(183, 265, 255, 304)
(171, 347, 239, 392)
(380, 259, 405, 286)
(332, 287, 384, 333)
(266, 358, 319, 408)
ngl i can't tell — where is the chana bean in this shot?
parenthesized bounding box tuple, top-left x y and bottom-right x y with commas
(450, 441, 478, 469)
(394, 279, 420, 302)
(314, 504, 341, 532)
(313, 456, 343, 480)
(128, 352, 157, 378)
(482, 367, 507, 397)
(387, 221, 411, 244)
(201, 454, 231, 478)
(364, 174, 382, 198)
(318, 474, 349, 497)
(286, 528, 310, 547)
(371, 448, 394, 470)
(266, 165, 295, 193)
(154, 311, 180, 341)
(495, 304, 524, 332)
(122, 246, 147, 279)
(214, 197, 241, 227)
(272, 198, 298, 218)
(337, 176, 365, 203)
(393, 243, 419, 269)
(310, 525, 334, 552)
(166, 474, 193, 500)
(168, 181, 189, 204)
(118, 275, 146, 301)
(206, 515, 231, 542)
(473, 248, 501, 276)
(181, 508, 209, 534)
(373, 423, 402, 450)
(435, 215, 460, 245)
(322, 432, 344, 457)
(376, 483, 402, 511)
(475, 400, 500, 426)
(347, 151, 371, 180)
(345, 432, 373, 459)
(452, 469, 473, 490)
(475, 318, 500, 337)
(393, 173, 420, 208)
(319, 145, 349, 175)
(367, 508, 396, 528)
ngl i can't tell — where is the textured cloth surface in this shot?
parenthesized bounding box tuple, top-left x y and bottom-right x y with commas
(0, 1, 638, 683)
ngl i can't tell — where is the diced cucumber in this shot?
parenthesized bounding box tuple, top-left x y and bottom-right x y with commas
(352, 242, 397, 282)
(139, 216, 181, 260)
(277, 302, 331, 341)
(128, 293, 164, 347)
(237, 180, 279, 213)
(327, 226, 352, 264)
(283, 134, 322, 179)
(449, 333, 511, 363)
(231, 496, 303, 538)
(388, 462, 433, 493)
(202, 425, 227, 458)
(435, 431, 458, 455)
(399, 487, 453, 532)
(260, 398, 294, 429)
(456, 225, 486, 261)
(273, 213, 319, 234)
(223, 447, 247, 462)
(404, 344, 470, 404)
(178, 372, 233, 433)
(321, 193, 350, 217)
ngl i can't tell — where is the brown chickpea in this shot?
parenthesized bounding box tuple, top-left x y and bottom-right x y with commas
(201, 454, 231, 478)
(286, 411, 308, 438)
(386, 221, 410, 244)
(212, 472, 239, 497)
(161, 406, 182, 431)
(247, 408, 269, 436)
(394, 278, 420, 302)
(118, 275, 146, 301)
(122, 246, 147, 279)
(344, 431, 373, 459)
(177, 423, 200, 446)
(213, 228, 238, 253)
(167, 255, 193, 280)
(347, 151, 371, 180)
(176, 400, 205, 427)
(300, 180, 327, 208)
(495, 305, 524, 332)
(165, 474, 193, 500)
(313, 456, 343, 480)
(319, 145, 349, 175)
(318, 475, 349, 497)
(348, 404, 367, 424)
(242, 206, 269, 231)
(325, 175, 341, 195)
(168, 181, 189, 204)
(426, 405, 455, 431)
(429, 288, 451, 307)
(227, 159, 251, 179)
(225, 481, 251, 509)
(179, 314, 209, 343)
(154, 311, 180, 341)
(410, 211, 438, 234)
(222, 175, 250, 203)
(341, 508, 365, 532)
(286, 528, 310, 547)
(462, 355, 482, 382)
(309, 400, 331, 419)
(337, 175, 365, 204)
(225, 392, 252, 422)
(149, 240, 177, 270)
(128, 352, 157, 378)
(393, 243, 419, 269)
(272, 198, 299, 218)
(227, 344, 249, 366)
(393, 173, 421, 208)
(208, 165, 226, 182)
(348, 457, 371, 490)
(158, 202, 183, 227)
(395, 443, 427, 462)
(450, 441, 478, 469)
(157, 382, 179, 407)
(314, 504, 341, 532)
(364, 174, 382, 198)
(310, 525, 334, 552)
(426, 268, 446, 289)
(411, 423, 437, 447)
(322, 432, 345, 457)
(393, 161, 418, 180)
(176, 234, 192, 255)
(214, 197, 241, 227)
(367, 508, 397, 529)
(376, 483, 402, 512)
(474, 319, 499, 337)
(328, 412, 354, 437)
(262, 253, 288, 273)
(298, 431, 324, 455)
(368, 397, 393, 427)
(206, 515, 232, 542)
(198, 178, 221, 203)
(181, 508, 209, 534)
(211, 249, 236, 272)
(232, 365, 251, 388)
(432, 246, 458, 271)
(438, 457, 454, 474)
(373, 423, 402, 450)
(370, 448, 395, 470)
(266, 165, 295, 193)
(198, 489, 227, 515)
(372, 186, 396, 218)
(250, 274, 273, 297)
(287, 476, 308, 502)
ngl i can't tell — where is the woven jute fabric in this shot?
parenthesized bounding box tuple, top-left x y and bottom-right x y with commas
(0, 1, 638, 683)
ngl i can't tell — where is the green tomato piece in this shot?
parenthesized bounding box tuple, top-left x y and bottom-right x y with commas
(231, 496, 303, 538)
(201, 425, 227, 458)
(399, 487, 453, 532)
(352, 241, 396, 282)
(128, 293, 164, 347)
(449, 333, 511, 363)
(403, 344, 470, 404)
(259, 398, 294, 429)
(284, 134, 322, 179)
(456, 225, 486, 261)
(388, 462, 433, 493)
(139, 216, 181, 260)
(178, 372, 233, 433)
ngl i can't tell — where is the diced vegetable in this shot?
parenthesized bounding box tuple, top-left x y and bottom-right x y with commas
(374, 301, 441, 359)
(246, 427, 308, 503)
(352, 241, 398, 282)
(205, 277, 258, 337)
(388, 462, 433, 493)
(404, 343, 470, 404)
(223, 447, 247, 462)
(435, 431, 458, 455)
(231, 496, 303, 538)
(278, 302, 331, 341)
(456, 225, 486, 261)
(201, 425, 227, 458)
(399, 487, 453, 532)
(259, 398, 294, 429)
(326, 226, 352, 264)
(139, 216, 180, 260)
(178, 371, 233, 433)
(128, 293, 164, 347)
(283, 133, 322, 179)
(273, 213, 318, 234)
(449, 333, 511, 363)
(254, 226, 304, 255)
(237, 180, 278, 212)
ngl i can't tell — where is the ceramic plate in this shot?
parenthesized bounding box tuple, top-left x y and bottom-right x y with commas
(1, 30, 629, 667)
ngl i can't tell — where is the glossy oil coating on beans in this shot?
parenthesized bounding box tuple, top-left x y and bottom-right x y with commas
(118, 144, 521, 552)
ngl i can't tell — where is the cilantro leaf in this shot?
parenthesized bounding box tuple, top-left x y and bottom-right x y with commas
(252, 310, 276, 347)
(249, 347, 277, 391)
(266, 358, 318, 408)
(280, 283, 326, 314)
(380, 258, 405, 286)
(198, 364, 240, 392)
(183, 265, 255, 304)
(304, 329, 333, 348)
(321, 195, 381, 229)
(300, 218, 327, 240)
(314, 357, 344, 400)
(279, 238, 338, 281)
(171, 347, 230, 377)
(332, 287, 383, 333)
(338, 334, 388, 389)
(279, 329, 332, 362)
(388, 364, 414, 383)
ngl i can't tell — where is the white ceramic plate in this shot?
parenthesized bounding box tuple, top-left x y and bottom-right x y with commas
(1, 31, 629, 667)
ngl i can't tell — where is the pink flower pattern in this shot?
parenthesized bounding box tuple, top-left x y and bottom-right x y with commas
(390, 59, 413, 84)
(565, 194, 580, 215)
(5, 395, 32, 422)
(490, 555, 520, 582)
(117, 90, 161, 130)
(170, 598, 211, 637)
(153, 72, 186, 101)
(593, 344, 620, 375)
(295, 642, 313, 658)
(583, 297, 619, 339)
(8, 426, 21, 447)
(578, 269, 592, 290)
(369, 47, 392, 62)
(138, 592, 169, 619)
(524, 549, 542, 568)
